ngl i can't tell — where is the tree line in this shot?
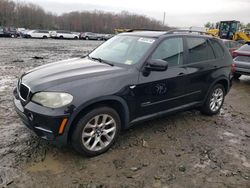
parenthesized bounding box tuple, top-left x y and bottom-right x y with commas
(0, 0, 170, 33)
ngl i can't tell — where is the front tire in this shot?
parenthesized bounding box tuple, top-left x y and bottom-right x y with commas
(200, 84, 225, 115)
(71, 107, 121, 156)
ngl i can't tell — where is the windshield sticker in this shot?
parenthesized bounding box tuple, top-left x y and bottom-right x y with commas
(138, 38, 155, 44)
(124, 60, 133, 65)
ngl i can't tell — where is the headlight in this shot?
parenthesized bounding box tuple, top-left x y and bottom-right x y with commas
(32, 92, 73, 108)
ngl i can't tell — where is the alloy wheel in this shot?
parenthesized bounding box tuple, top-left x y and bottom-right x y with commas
(82, 114, 116, 151)
(209, 88, 224, 112)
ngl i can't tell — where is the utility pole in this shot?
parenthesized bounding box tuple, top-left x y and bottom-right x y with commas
(162, 12, 166, 25)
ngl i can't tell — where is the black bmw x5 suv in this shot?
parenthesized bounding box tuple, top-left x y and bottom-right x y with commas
(14, 30, 233, 156)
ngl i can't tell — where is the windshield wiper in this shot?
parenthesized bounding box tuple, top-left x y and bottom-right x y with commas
(89, 56, 114, 66)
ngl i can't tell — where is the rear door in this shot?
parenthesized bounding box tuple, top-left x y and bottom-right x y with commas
(183, 37, 219, 102)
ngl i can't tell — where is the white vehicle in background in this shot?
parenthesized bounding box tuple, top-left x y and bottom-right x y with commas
(26, 30, 50, 39)
(189, 26, 206, 32)
(50, 30, 79, 39)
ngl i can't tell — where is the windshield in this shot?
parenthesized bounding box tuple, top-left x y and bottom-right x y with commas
(89, 35, 155, 65)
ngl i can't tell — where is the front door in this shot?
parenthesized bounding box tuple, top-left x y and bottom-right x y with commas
(135, 37, 189, 118)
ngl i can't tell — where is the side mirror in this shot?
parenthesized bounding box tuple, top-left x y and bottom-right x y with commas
(145, 59, 168, 71)
(143, 59, 168, 76)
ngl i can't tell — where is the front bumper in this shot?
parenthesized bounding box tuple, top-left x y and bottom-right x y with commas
(13, 94, 70, 146)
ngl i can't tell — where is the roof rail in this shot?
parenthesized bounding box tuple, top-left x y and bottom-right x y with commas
(166, 29, 214, 36)
(126, 29, 167, 32)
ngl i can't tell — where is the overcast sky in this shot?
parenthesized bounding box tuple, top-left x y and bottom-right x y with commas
(25, 0, 250, 27)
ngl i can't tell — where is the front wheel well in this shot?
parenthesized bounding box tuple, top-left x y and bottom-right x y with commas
(68, 100, 128, 142)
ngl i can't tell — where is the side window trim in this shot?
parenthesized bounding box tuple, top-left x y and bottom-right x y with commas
(149, 36, 185, 68)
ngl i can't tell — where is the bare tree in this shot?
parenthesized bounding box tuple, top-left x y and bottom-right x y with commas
(0, 0, 170, 33)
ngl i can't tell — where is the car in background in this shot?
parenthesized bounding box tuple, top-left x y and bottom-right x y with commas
(222, 39, 242, 56)
(0, 26, 17, 38)
(232, 43, 250, 79)
(5, 27, 18, 38)
(16, 28, 26, 37)
(20, 29, 30, 38)
(26, 30, 50, 39)
(0, 26, 9, 37)
(103, 34, 114, 40)
(72, 32, 81, 38)
(80, 32, 103, 40)
(50, 30, 79, 39)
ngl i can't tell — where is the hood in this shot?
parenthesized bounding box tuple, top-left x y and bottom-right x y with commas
(21, 57, 126, 91)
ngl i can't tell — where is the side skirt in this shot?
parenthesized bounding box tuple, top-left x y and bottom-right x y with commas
(129, 101, 202, 126)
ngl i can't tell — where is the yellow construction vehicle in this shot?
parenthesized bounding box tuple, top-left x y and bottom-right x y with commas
(114, 28, 131, 34)
(207, 20, 250, 42)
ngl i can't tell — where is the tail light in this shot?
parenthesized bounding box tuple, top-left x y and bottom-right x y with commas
(231, 63, 236, 72)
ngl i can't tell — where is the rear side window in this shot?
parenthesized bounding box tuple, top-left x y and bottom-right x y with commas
(210, 39, 224, 58)
(151, 37, 183, 67)
(186, 37, 215, 63)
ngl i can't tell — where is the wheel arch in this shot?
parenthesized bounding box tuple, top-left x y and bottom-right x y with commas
(216, 78, 230, 93)
(203, 77, 230, 104)
(66, 96, 130, 143)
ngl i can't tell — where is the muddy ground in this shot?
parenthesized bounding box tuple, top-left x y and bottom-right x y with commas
(0, 38, 249, 188)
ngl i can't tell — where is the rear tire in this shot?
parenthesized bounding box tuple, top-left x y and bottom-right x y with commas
(71, 107, 121, 157)
(200, 84, 225, 116)
(59, 35, 64, 39)
(233, 73, 241, 79)
(43, 36, 48, 39)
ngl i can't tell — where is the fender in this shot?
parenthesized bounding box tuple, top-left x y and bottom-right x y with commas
(203, 76, 230, 104)
(61, 95, 130, 144)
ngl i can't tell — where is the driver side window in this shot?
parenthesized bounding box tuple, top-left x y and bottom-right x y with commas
(151, 38, 183, 67)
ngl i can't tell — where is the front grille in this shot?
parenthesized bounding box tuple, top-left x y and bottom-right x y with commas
(19, 83, 30, 101)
